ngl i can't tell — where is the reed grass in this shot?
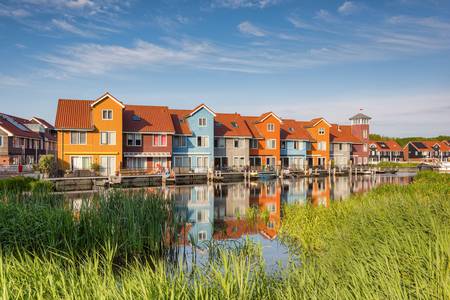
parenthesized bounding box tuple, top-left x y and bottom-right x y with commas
(0, 171, 448, 299)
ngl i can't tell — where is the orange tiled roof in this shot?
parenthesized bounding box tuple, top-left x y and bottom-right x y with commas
(241, 116, 264, 139)
(369, 140, 402, 152)
(55, 99, 94, 129)
(124, 105, 175, 133)
(330, 124, 362, 144)
(215, 113, 252, 137)
(169, 109, 192, 135)
(281, 119, 314, 141)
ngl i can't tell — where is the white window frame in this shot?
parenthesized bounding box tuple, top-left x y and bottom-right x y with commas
(0, 136, 3, 147)
(102, 109, 113, 120)
(70, 131, 87, 145)
(100, 131, 116, 145)
(266, 139, 276, 149)
(198, 117, 207, 127)
(318, 128, 325, 135)
(127, 133, 142, 147)
(70, 156, 92, 171)
(318, 141, 327, 151)
(267, 123, 275, 132)
(197, 136, 209, 148)
(198, 231, 207, 241)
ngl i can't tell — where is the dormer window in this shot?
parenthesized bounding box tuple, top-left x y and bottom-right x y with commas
(267, 123, 275, 132)
(132, 115, 141, 121)
(199, 117, 207, 127)
(288, 127, 294, 132)
(318, 128, 325, 135)
(231, 121, 238, 128)
(102, 109, 113, 120)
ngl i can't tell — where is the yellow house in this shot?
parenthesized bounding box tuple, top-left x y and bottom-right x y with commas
(55, 93, 124, 176)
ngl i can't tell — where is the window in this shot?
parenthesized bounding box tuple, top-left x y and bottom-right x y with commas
(100, 132, 116, 145)
(70, 132, 87, 145)
(71, 156, 91, 170)
(231, 121, 238, 128)
(293, 141, 300, 150)
(281, 141, 286, 149)
(127, 134, 142, 146)
(318, 141, 327, 151)
(234, 139, 240, 148)
(198, 231, 207, 241)
(197, 136, 209, 147)
(153, 134, 167, 147)
(339, 144, 343, 151)
(363, 143, 368, 152)
(318, 128, 325, 135)
(174, 156, 191, 168)
(0, 136, 3, 147)
(198, 117, 207, 127)
(102, 109, 113, 120)
(267, 203, 276, 213)
(214, 138, 225, 148)
(363, 130, 368, 139)
(126, 157, 146, 169)
(250, 139, 258, 149)
(174, 136, 187, 148)
(197, 210, 209, 223)
(267, 123, 275, 132)
(267, 139, 276, 149)
(250, 157, 262, 167)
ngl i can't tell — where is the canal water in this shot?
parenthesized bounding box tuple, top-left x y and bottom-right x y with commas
(144, 172, 415, 271)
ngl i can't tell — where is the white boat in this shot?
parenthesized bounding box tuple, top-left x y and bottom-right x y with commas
(438, 162, 450, 173)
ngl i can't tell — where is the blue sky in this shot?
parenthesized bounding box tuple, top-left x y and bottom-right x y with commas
(0, 0, 449, 137)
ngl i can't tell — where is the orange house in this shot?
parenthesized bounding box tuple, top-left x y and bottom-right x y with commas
(303, 117, 331, 168)
(55, 93, 124, 176)
(243, 112, 282, 168)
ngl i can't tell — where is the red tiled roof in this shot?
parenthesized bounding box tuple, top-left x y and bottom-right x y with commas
(281, 119, 314, 141)
(369, 140, 402, 152)
(169, 109, 192, 135)
(214, 113, 252, 137)
(330, 124, 362, 144)
(55, 99, 93, 129)
(123, 105, 175, 133)
(241, 116, 264, 139)
(0, 113, 40, 139)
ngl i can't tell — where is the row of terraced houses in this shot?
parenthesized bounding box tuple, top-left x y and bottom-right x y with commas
(1, 92, 448, 175)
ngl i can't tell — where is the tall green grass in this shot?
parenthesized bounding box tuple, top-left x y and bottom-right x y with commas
(0, 172, 448, 299)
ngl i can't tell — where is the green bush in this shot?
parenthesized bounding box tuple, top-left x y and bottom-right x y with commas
(0, 176, 35, 194)
(30, 180, 55, 194)
(38, 154, 57, 177)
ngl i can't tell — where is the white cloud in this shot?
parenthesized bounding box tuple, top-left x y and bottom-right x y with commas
(0, 4, 30, 18)
(0, 74, 27, 87)
(338, 1, 359, 15)
(52, 19, 95, 37)
(213, 0, 281, 9)
(238, 21, 266, 36)
(315, 9, 334, 22)
(387, 15, 450, 31)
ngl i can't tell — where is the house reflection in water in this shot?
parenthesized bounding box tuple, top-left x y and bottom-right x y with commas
(166, 173, 414, 245)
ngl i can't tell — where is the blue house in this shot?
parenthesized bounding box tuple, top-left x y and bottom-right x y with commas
(280, 120, 312, 170)
(170, 104, 216, 173)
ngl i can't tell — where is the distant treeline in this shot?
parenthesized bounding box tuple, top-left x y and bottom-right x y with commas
(369, 134, 450, 147)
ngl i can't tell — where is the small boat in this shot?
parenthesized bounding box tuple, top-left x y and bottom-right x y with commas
(249, 170, 259, 180)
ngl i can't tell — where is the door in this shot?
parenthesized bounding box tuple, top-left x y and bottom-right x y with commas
(100, 156, 116, 176)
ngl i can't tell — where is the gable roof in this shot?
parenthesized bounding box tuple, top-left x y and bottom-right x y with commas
(215, 113, 252, 137)
(0, 113, 41, 139)
(306, 117, 332, 128)
(169, 109, 192, 135)
(91, 92, 125, 109)
(349, 113, 371, 120)
(123, 105, 175, 133)
(281, 119, 314, 141)
(369, 140, 402, 152)
(258, 112, 282, 123)
(330, 124, 362, 144)
(241, 116, 264, 139)
(55, 99, 94, 130)
(30, 117, 54, 129)
(189, 104, 216, 117)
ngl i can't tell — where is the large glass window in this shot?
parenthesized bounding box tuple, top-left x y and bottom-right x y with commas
(250, 139, 258, 149)
(174, 136, 187, 148)
(71, 156, 92, 170)
(127, 134, 142, 146)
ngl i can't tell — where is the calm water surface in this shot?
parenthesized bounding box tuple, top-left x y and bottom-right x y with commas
(145, 172, 415, 270)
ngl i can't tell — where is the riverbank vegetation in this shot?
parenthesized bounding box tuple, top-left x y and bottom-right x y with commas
(0, 172, 448, 299)
(370, 161, 419, 168)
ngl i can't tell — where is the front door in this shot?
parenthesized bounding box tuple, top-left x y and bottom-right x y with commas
(100, 156, 116, 176)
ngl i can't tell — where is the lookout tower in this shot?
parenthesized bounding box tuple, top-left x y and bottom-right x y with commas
(349, 112, 371, 165)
